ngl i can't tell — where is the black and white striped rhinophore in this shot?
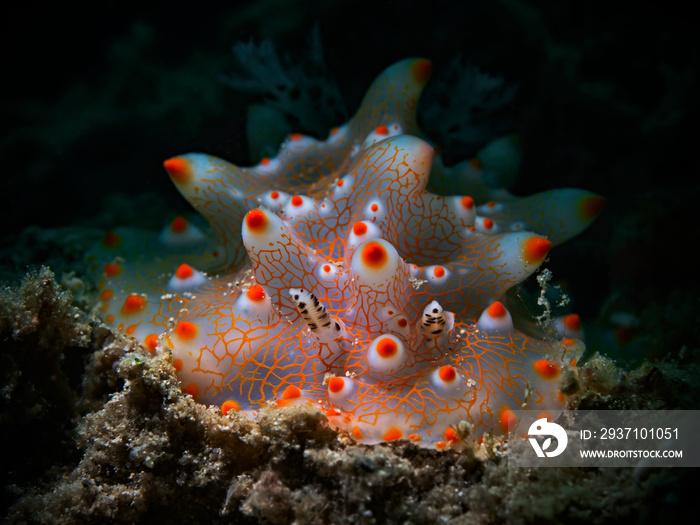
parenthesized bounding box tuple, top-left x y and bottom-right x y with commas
(289, 288, 346, 343)
(420, 300, 453, 336)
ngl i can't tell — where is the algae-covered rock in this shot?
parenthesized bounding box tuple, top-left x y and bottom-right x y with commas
(2, 265, 698, 525)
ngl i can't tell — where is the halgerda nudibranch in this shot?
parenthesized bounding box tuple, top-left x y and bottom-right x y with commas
(88, 58, 604, 448)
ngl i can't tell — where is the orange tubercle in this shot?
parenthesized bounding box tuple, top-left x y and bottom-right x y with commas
(376, 337, 398, 358)
(533, 360, 560, 379)
(246, 284, 266, 302)
(375, 125, 389, 135)
(173, 358, 183, 372)
(163, 157, 192, 184)
(100, 289, 114, 301)
(282, 385, 302, 399)
(328, 377, 345, 393)
(353, 222, 368, 236)
(433, 266, 445, 278)
(438, 365, 456, 382)
(175, 321, 198, 340)
(183, 383, 200, 399)
(370, 204, 379, 212)
(221, 400, 240, 415)
(122, 294, 146, 315)
(170, 216, 188, 233)
(175, 263, 194, 280)
(460, 196, 474, 209)
(245, 209, 267, 232)
(499, 408, 517, 433)
(487, 301, 507, 318)
(291, 195, 303, 207)
(411, 59, 432, 83)
(102, 231, 122, 248)
(523, 237, 551, 264)
(483, 218, 494, 230)
(361, 242, 388, 269)
(563, 314, 581, 331)
(103, 263, 123, 277)
(445, 427, 459, 443)
(383, 427, 403, 441)
(352, 426, 364, 440)
(579, 195, 605, 221)
(270, 191, 279, 199)
(144, 334, 158, 352)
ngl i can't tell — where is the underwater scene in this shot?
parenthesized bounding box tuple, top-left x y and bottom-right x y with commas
(1, 1, 698, 523)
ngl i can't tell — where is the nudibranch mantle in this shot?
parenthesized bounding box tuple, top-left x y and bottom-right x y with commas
(88, 58, 603, 448)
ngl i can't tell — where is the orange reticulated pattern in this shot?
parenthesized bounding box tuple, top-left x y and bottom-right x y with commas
(87, 58, 602, 448)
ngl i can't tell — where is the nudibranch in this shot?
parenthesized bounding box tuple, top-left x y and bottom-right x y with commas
(87, 58, 604, 448)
